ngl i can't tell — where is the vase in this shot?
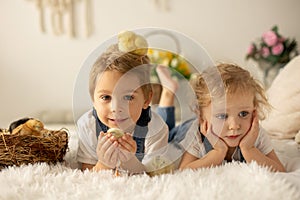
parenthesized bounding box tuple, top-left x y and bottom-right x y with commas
(257, 61, 285, 89)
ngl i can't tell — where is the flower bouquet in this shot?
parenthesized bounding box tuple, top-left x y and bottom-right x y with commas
(246, 25, 298, 88)
(148, 48, 191, 80)
(246, 25, 298, 66)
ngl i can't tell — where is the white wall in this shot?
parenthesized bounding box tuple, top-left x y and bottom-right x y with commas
(1, 0, 300, 127)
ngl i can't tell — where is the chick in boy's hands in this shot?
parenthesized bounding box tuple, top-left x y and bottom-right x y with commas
(97, 128, 137, 168)
(107, 128, 125, 138)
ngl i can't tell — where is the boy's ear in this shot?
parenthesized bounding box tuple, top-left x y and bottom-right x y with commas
(143, 91, 153, 109)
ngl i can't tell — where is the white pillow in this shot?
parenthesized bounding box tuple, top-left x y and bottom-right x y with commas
(261, 55, 300, 139)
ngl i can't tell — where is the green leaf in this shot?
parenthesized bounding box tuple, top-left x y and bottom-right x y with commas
(286, 39, 297, 52)
(271, 25, 278, 34)
(266, 55, 279, 66)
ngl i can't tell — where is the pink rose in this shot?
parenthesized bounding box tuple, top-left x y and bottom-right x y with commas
(247, 44, 255, 55)
(262, 30, 278, 46)
(278, 37, 285, 43)
(261, 47, 270, 58)
(272, 43, 284, 55)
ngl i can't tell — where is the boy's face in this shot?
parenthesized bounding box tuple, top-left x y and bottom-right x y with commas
(201, 91, 255, 147)
(93, 70, 151, 131)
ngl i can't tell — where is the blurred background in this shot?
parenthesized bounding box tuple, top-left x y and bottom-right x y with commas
(1, 0, 299, 127)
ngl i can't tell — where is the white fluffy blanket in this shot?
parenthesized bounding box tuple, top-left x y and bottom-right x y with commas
(1, 125, 299, 200)
(0, 161, 299, 200)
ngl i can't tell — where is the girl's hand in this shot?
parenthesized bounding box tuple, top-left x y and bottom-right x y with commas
(201, 121, 228, 153)
(117, 133, 137, 163)
(96, 131, 119, 168)
(239, 111, 259, 151)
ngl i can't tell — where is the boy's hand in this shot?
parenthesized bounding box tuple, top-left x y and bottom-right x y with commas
(96, 131, 119, 168)
(117, 133, 137, 163)
(239, 111, 259, 151)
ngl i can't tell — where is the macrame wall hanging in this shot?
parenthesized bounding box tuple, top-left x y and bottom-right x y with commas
(27, 0, 93, 38)
(152, 0, 171, 11)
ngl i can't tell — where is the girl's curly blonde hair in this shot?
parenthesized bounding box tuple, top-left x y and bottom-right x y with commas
(190, 63, 271, 120)
(89, 44, 152, 101)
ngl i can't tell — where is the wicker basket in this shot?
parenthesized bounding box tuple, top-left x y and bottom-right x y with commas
(0, 129, 68, 169)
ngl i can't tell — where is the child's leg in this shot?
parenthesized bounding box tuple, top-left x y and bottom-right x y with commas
(156, 106, 175, 131)
(156, 65, 178, 130)
(156, 65, 178, 107)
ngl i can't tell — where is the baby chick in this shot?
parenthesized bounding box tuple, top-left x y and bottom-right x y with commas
(118, 30, 148, 56)
(12, 119, 44, 136)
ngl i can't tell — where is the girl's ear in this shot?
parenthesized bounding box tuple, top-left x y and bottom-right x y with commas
(143, 91, 153, 109)
(252, 108, 258, 121)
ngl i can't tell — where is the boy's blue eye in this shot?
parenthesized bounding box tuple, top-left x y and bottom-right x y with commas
(123, 95, 134, 101)
(239, 111, 249, 118)
(100, 95, 111, 101)
(215, 113, 228, 119)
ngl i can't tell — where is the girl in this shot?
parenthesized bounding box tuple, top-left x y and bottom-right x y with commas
(179, 63, 285, 172)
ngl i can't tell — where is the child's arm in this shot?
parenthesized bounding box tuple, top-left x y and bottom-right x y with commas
(180, 123, 228, 170)
(239, 116, 286, 172)
(92, 161, 112, 171)
(82, 163, 95, 170)
(93, 132, 119, 171)
(241, 148, 285, 172)
(117, 133, 146, 173)
(120, 156, 146, 173)
(179, 148, 226, 169)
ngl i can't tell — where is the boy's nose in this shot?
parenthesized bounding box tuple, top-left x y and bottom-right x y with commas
(111, 99, 125, 113)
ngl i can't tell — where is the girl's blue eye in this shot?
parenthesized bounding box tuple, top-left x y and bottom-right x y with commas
(215, 113, 228, 119)
(239, 111, 249, 118)
(123, 95, 134, 101)
(100, 95, 111, 101)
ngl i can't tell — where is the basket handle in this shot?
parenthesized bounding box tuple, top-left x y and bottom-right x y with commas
(144, 30, 182, 54)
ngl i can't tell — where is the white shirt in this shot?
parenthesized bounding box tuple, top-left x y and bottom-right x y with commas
(76, 109, 169, 171)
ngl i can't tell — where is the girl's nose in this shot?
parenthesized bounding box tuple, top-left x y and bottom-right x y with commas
(228, 117, 241, 130)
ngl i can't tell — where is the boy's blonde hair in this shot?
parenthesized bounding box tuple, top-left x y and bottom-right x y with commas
(89, 44, 152, 101)
(190, 63, 270, 120)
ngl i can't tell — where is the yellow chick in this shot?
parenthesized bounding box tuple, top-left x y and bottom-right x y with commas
(107, 128, 124, 138)
(12, 119, 44, 136)
(118, 31, 148, 56)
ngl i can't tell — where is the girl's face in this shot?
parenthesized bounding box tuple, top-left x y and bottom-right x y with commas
(201, 91, 255, 147)
(93, 70, 151, 131)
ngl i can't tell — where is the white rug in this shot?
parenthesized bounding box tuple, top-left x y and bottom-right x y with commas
(0, 161, 299, 200)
